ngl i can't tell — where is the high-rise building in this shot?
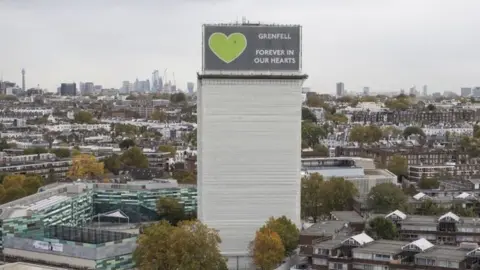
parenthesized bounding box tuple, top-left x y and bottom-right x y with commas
(461, 87, 472, 97)
(187, 82, 194, 94)
(409, 85, 417, 96)
(21, 69, 26, 92)
(422, 85, 428, 96)
(121, 81, 131, 93)
(59, 83, 77, 96)
(198, 23, 303, 269)
(336, 82, 345, 96)
(83, 82, 95, 96)
(363, 87, 370, 96)
(152, 70, 162, 92)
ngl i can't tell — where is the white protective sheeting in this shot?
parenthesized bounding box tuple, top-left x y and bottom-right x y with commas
(198, 78, 303, 257)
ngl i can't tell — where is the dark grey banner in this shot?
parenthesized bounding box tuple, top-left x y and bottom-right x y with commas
(203, 25, 301, 71)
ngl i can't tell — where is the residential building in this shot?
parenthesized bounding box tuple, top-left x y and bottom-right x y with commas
(336, 82, 345, 96)
(408, 164, 456, 181)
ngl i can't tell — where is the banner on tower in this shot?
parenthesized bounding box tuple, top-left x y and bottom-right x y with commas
(202, 24, 301, 72)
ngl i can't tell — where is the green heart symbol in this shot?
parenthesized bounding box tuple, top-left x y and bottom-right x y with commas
(208, 32, 247, 64)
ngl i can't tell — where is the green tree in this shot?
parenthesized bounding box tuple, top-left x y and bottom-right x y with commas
(103, 154, 122, 174)
(418, 175, 440, 189)
(74, 111, 95, 124)
(403, 126, 426, 138)
(313, 144, 329, 157)
(133, 220, 226, 270)
(301, 173, 325, 222)
(156, 197, 186, 226)
(24, 147, 48, 155)
(417, 199, 445, 215)
(301, 107, 317, 122)
(0, 185, 5, 201)
(326, 113, 348, 124)
(170, 93, 187, 103)
(301, 121, 326, 148)
(382, 126, 403, 138)
(367, 183, 408, 213)
(384, 95, 411, 110)
(305, 94, 324, 107)
(261, 216, 299, 256)
(387, 155, 408, 177)
(322, 177, 358, 212)
(250, 229, 285, 270)
(367, 217, 398, 240)
(119, 139, 136, 150)
(158, 144, 177, 156)
(50, 148, 71, 158)
(120, 147, 149, 168)
(451, 205, 476, 217)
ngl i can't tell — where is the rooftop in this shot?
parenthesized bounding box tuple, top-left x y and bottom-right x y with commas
(301, 220, 347, 236)
(0, 263, 65, 270)
(331, 211, 365, 223)
(354, 239, 409, 255)
(416, 245, 468, 262)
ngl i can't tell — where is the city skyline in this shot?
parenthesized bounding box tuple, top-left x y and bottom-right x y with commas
(1, 0, 479, 93)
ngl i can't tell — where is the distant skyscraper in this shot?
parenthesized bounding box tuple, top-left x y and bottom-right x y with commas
(83, 82, 95, 95)
(122, 81, 131, 93)
(363, 87, 370, 96)
(59, 83, 77, 96)
(187, 82, 194, 93)
(21, 69, 25, 92)
(152, 70, 161, 92)
(336, 82, 345, 96)
(409, 85, 417, 96)
(422, 85, 428, 96)
(461, 87, 472, 97)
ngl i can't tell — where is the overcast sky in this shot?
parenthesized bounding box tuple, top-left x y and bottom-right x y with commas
(0, 0, 478, 93)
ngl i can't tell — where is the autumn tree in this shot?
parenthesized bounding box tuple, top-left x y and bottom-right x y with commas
(156, 197, 186, 226)
(3, 174, 25, 189)
(250, 229, 285, 270)
(367, 183, 408, 213)
(23, 175, 44, 195)
(305, 94, 324, 108)
(367, 217, 398, 240)
(151, 109, 167, 122)
(260, 216, 299, 256)
(67, 154, 105, 180)
(120, 147, 149, 168)
(387, 155, 408, 177)
(2, 187, 26, 203)
(133, 220, 226, 270)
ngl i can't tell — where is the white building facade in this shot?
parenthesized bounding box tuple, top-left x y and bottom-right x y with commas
(198, 77, 304, 269)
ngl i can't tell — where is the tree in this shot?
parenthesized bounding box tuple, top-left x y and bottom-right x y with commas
(313, 144, 329, 157)
(261, 216, 299, 256)
(133, 220, 226, 270)
(3, 174, 26, 190)
(350, 125, 382, 144)
(183, 130, 197, 147)
(170, 92, 187, 103)
(301, 107, 317, 123)
(151, 109, 167, 122)
(2, 187, 27, 203)
(158, 145, 177, 156)
(120, 147, 149, 168)
(301, 173, 325, 222)
(418, 175, 440, 189)
(301, 174, 358, 222)
(384, 95, 411, 110)
(403, 126, 425, 138)
(326, 113, 348, 124)
(74, 111, 95, 124)
(67, 154, 105, 180)
(305, 94, 324, 107)
(156, 197, 186, 225)
(23, 147, 48, 155)
(103, 154, 122, 174)
(387, 155, 408, 177)
(23, 175, 43, 195)
(367, 183, 408, 213)
(301, 121, 326, 148)
(417, 199, 445, 215)
(251, 229, 285, 270)
(427, 104, 436, 111)
(367, 217, 398, 240)
(382, 126, 402, 139)
(119, 139, 136, 150)
(50, 148, 71, 158)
